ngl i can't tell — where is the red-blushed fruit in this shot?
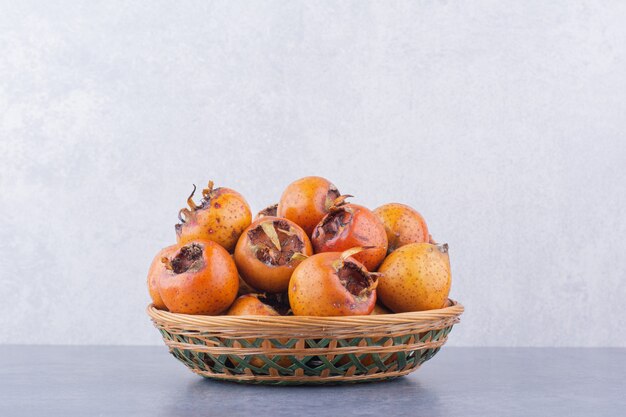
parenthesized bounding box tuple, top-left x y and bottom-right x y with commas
(147, 244, 177, 310)
(235, 217, 313, 293)
(176, 181, 252, 252)
(311, 199, 388, 271)
(377, 243, 451, 312)
(373, 203, 429, 253)
(157, 240, 239, 315)
(277, 176, 341, 236)
(254, 204, 278, 220)
(288, 248, 379, 316)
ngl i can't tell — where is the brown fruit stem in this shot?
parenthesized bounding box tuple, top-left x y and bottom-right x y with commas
(201, 180, 215, 198)
(178, 208, 191, 223)
(161, 257, 173, 271)
(186, 184, 199, 210)
(437, 243, 449, 253)
(329, 194, 353, 211)
(340, 246, 374, 262)
(331, 246, 374, 271)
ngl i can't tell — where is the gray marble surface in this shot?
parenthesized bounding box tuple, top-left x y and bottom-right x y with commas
(1, 346, 624, 416)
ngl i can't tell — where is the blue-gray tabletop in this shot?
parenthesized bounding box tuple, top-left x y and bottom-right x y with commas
(1, 346, 624, 416)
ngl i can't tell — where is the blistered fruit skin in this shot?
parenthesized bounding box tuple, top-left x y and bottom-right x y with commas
(312, 204, 388, 271)
(277, 176, 340, 236)
(373, 203, 429, 253)
(377, 243, 451, 313)
(158, 240, 239, 315)
(234, 217, 313, 293)
(147, 245, 177, 310)
(176, 184, 252, 253)
(288, 252, 377, 317)
(226, 294, 280, 316)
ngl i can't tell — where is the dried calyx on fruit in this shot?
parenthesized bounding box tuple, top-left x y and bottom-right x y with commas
(255, 203, 278, 220)
(332, 247, 379, 300)
(248, 219, 306, 266)
(234, 216, 313, 293)
(162, 243, 204, 273)
(317, 195, 353, 238)
(175, 181, 252, 252)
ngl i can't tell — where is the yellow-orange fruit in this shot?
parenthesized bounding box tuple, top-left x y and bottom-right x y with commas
(377, 243, 451, 312)
(176, 181, 252, 252)
(373, 203, 429, 253)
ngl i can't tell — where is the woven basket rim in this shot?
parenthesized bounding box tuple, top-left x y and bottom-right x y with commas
(147, 299, 463, 329)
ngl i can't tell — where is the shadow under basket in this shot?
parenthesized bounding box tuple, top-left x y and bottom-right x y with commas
(147, 300, 463, 385)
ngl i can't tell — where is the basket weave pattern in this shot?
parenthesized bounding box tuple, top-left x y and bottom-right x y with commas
(148, 300, 463, 385)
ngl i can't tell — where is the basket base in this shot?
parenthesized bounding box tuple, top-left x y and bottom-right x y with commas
(201, 375, 404, 386)
(192, 366, 418, 385)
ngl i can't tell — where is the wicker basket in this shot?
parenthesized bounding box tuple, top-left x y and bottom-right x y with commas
(147, 300, 463, 385)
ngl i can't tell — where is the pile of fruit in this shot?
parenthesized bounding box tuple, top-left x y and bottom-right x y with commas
(147, 176, 452, 317)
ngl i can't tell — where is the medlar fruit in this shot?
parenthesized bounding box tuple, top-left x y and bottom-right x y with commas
(277, 176, 340, 236)
(156, 239, 239, 315)
(234, 217, 312, 293)
(311, 198, 388, 271)
(176, 181, 252, 252)
(377, 243, 451, 312)
(288, 248, 379, 316)
(374, 203, 429, 253)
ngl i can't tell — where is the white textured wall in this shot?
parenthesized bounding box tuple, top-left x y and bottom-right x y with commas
(1, 1, 625, 346)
